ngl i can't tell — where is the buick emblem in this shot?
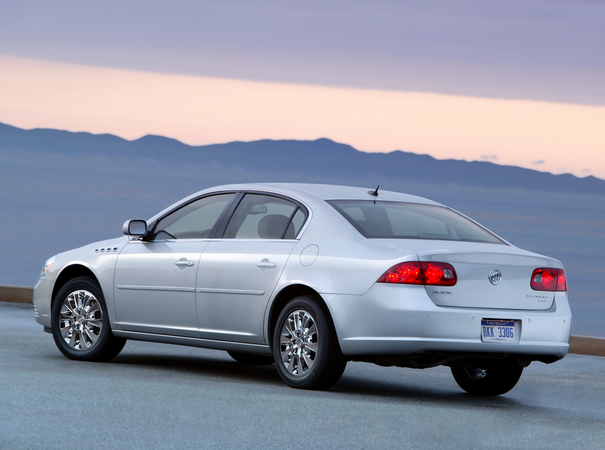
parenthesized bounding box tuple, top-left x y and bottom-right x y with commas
(488, 269, 502, 285)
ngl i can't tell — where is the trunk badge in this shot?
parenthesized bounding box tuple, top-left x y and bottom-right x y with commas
(488, 269, 502, 285)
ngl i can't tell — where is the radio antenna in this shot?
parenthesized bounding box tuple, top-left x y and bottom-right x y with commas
(368, 185, 380, 197)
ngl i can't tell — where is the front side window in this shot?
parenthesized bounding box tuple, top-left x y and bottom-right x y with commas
(152, 193, 234, 240)
(223, 194, 306, 239)
(329, 200, 504, 244)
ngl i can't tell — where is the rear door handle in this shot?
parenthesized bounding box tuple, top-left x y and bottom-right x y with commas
(256, 259, 277, 270)
(175, 260, 194, 268)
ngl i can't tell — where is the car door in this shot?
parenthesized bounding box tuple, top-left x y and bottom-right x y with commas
(196, 193, 308, 344)
(114, 193, 235, 337)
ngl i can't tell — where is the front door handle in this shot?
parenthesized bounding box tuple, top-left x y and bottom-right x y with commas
(256, 259, 277, 271)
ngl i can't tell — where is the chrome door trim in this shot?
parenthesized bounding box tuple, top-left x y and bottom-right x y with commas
(116, 285, 196, 293)
(195, 288, 265, 296)
(197, 327, 255, 337)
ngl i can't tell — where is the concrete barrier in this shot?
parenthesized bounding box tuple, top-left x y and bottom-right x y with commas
(0, 284, 33, 304)
(2, 284, 604, 357)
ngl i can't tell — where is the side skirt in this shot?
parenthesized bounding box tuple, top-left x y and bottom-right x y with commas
(112, 330, 273, 356)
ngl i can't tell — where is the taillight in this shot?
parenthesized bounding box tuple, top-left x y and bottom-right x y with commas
(377, 261, 423, 284)
(423, 262, 457, 285)
(531, 268, 567, 292)
(557, 269, 567, 291)
(377, 261, 457, 286)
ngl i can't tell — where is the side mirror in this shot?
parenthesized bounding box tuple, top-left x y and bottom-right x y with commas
(122, 219, 148, 237)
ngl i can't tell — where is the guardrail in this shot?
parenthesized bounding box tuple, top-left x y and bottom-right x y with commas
(568, 335, 605, 357)
(2, 284, 604, 357)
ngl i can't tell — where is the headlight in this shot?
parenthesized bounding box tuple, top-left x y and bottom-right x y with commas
(40, 255, 56, 279)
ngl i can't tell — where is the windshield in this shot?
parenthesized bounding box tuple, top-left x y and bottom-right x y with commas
(328, 200, 504, 244)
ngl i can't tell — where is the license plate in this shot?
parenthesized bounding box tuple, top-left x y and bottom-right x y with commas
(481, 319, 519, 343)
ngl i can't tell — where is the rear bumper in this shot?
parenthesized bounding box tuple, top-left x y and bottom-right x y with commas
(325, 285, 571, 360)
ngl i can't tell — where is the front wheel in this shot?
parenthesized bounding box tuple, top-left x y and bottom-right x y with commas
(272, 296, 346, 390)
(451, 366, 523, 396)
(51, 276, 126, 362)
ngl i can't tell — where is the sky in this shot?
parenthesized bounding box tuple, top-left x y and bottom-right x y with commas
(1, 0, 604, 179)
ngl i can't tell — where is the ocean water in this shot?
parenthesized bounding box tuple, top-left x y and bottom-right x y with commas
(1, 147, 603, 337)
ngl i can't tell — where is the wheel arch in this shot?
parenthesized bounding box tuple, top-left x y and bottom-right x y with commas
(51, 264, 99, 308)
(268, 284, 337, 350)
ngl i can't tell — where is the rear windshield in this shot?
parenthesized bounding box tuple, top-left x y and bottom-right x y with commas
(328, 200, 504, 244)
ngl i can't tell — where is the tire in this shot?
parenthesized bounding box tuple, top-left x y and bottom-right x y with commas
(272, 296, 347, 390)
(451, 366, 523, 396)
(51, 276, 126, 362)
(228, 351, 274, 365)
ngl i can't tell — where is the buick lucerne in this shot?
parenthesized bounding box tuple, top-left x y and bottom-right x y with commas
(34, 183, 571, 394)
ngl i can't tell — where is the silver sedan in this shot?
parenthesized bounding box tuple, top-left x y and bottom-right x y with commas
(34, 183, 571, 394)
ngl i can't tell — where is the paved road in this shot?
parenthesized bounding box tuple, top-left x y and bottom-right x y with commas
(1, 301, 604, 450)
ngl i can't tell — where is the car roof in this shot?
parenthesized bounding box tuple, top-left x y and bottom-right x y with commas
(148, 183, 443, 223)
(201, 183, 443, 206)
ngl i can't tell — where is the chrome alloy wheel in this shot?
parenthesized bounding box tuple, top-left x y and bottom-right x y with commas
(279, 309, 319, 376)
(58, 289, 104, 350)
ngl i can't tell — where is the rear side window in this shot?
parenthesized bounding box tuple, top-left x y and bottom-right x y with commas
(223, 194, 307, 239)
(328, 200, 504, 244)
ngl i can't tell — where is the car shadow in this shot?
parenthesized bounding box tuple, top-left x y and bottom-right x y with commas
(109, 351, 283, 386)
(332, 374, 522, 408)
(101, 350, 526, 408)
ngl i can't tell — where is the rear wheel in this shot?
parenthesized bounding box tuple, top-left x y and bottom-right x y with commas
(451, 366, 523, 396)
(228, 351, 274, 365)
(272, 296, 346, 390)
(51, 277, 126, 362)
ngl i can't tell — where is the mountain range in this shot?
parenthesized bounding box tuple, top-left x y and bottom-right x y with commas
(1, 122, 603, 195)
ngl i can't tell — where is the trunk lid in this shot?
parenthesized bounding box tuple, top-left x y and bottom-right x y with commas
(377, 240, 559, 310)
